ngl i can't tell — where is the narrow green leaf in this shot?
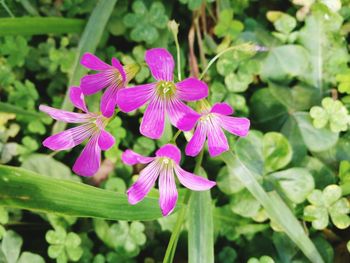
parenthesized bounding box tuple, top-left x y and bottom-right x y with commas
(188, 168, 214, 263)
(222, 152, 324, 263)
(52, 0, 118, 134)
(0, 17, 85, 36)
(0, 165, 167, 221)
(0, 102, 43, 119)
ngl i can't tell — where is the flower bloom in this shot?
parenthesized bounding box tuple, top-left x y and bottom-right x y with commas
(117, 48, 208, 139)
(181, 102, 250, 157)
(122, 144, 216, 216)
(39, 87, 115, 176)
(80, 53, 138, 118)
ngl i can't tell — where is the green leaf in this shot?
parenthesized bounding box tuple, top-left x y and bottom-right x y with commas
(21, 154, 78, 181)
(188, 168, 214, 263)
(217, 166, 244, 195)
(293, 112, 339, 152)
(17, 252, 45, 263)
(260, 45, 309, 82)
(53, 0, 118, 134)
(0, 165, 169, 220)
(269, 168, 315, 204)
(0, 17, 85, 36)
(0, 102, 43, 119)
(263, 132, 292, 173)
(230, 189, 261, 218)
(222, 152, 324, 263)
(1, 230, 22, 263)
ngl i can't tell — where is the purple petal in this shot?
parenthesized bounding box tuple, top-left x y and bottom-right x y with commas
(219, 115, 250, 137)
(73, 135, 101, 176)
(117, 83, 155, 112)
(39, 105, 91, 123)
(43, 124, 94, 151)
(155, 144, 181, 164)
(111, 58, 126, 83)
(176, 77, 208, 101)
(159, 165, 178, 216)
(145, 48, 174, 81)
(122, 149, 154, 165)
(210, 102, 233, 115)
(80, 71, 115, 96)
(127, 160, 160, 204)
(69, 86, 88, 112)
(98, 130, 115, 150)
(174, 165, 216, 190)
(185, 122, 207, 157)
(80, 53, 111, 71)
(207, 118, 229, 157)
(140, 97, 165, 139)
(167, 99, 199, 131)
(100, 84, 119, 117)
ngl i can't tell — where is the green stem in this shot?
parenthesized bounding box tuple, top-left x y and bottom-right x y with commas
(0, 0, 14, 17)
(175, 34, 182, 81)
(199, 43, 255, 80)
(170, 130, 182, 144)
(163, 149, 204, 263)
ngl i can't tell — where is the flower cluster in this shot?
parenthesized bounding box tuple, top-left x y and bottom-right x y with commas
(40, 48, 250, 216)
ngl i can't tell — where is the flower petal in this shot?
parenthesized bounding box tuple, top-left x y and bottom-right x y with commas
(43, 124, 95, 151)
(140, 97, 165, 139)
(145, 48, 174, 81)
(127, 160, 160, 204)
(111, 57, 126, 83)
(175, 165, 216, 190)
(207, 118, 229, 157)
(69, 86, 88, 112)
(122, 149, 154, 165)
(80, 53, 111, 71)
(167, 98, 199, 131)
(117, 83, 155, 112)
(39, 105, 91, 123)
(155, 144, 181, 164)
(100, 84, 119, 117)
(98, 130, 115, 150)
(185, 122, 207, 157)
(73, 135, 101, 176)
(176, 77, 208, 101)
(80, 71, 114, 96)
(210, 102, 233, 115)
(159, 165, 178, 216)
(219, 115, 250, 137)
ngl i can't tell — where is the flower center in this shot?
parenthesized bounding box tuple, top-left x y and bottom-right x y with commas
(156, 81, 176, 99)
(200, 113, 213, 123)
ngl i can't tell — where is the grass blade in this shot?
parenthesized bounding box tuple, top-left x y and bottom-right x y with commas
(0, 165, 169, 221)
(52, 0, 118, 134)
(221, 151, 324, 263)
(188, 167, 214, 263)
(0, 17, 84, 36)
(0, 102, 43, 119)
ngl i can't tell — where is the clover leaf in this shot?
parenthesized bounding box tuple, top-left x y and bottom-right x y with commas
(336, 70, 350, 94)
(247, 255, 275, 263)
(310, 97, 349, 133)
(179, 0, 204, 10)
(1, 230, 45, 263)
(0, 36, 29, 67)
(46, 227, 83, 262)
(304, 185, 350, 230)
(123, 1, 168, 44)
(93, 220, 146, 256)
(267, 11, 298, 43)
(214, 9, 244, 39)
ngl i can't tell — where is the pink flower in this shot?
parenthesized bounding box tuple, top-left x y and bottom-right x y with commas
(80, 53, 136, 118)
(182, 102, 250, 157)
(122, 144, 216, 216)
(117, 48, 208, 139)
(39, 87, 115, 176)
